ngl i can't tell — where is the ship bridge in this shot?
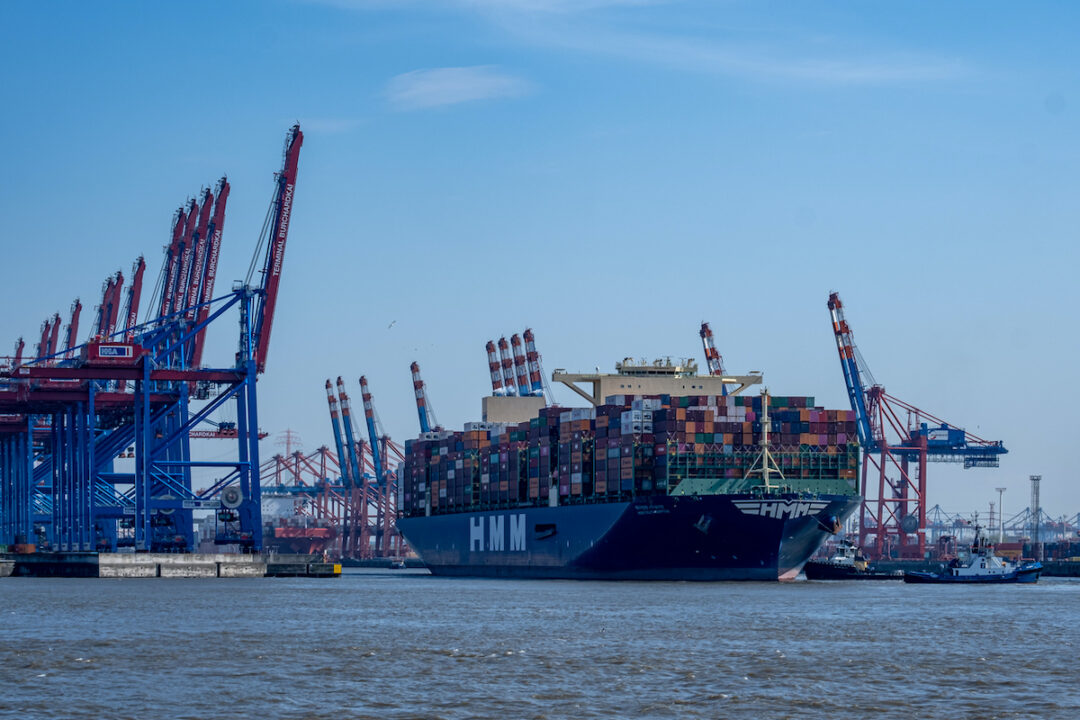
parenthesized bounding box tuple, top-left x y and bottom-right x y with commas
(552, 358, 762, 406)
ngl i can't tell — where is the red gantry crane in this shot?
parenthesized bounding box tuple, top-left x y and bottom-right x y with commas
(827, 292, 1007, 560)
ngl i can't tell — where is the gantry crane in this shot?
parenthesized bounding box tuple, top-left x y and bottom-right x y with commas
(827, 291, 1007, 559)
(0, 124, 303, 554)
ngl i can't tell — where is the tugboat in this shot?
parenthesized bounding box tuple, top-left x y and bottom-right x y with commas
(903, 528, 1041, 584)
(803, 540, 903, 580)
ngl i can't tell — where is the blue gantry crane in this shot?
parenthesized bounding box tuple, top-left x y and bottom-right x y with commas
(0, 124, 303, 554)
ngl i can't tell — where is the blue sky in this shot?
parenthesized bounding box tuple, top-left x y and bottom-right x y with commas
(2, 0, 1078, 519)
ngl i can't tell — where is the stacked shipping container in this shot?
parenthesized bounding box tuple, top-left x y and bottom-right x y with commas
(401, 394, 859, 516)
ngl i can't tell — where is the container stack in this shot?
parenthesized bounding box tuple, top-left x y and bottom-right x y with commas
(401, 394, 860, 517)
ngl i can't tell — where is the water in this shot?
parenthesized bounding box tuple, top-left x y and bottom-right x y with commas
(1, 570, 1076, 719)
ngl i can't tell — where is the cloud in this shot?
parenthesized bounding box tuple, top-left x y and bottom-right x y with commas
(385, 66, 533, 110)
(306, 0, 971, 87)
(541, 26, 970, 85)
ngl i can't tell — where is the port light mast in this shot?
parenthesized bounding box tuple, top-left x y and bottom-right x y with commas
(827, 291, 1007, 560)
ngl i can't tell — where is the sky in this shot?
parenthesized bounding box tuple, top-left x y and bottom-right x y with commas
(2, 0, 1078, 520)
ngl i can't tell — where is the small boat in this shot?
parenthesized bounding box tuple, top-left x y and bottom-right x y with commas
(803, 540, 903, 580)
(903, 530, 1041, 584)
(388, 558, 407, 570)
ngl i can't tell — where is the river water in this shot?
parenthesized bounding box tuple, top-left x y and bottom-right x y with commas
(0, 570, 1076, 719)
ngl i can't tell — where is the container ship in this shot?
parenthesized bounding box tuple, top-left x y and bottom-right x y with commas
(396, 358, 861, 581)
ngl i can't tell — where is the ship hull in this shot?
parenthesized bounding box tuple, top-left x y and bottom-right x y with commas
(397, 493, 860, 581)
(903, 564, 1042, 584)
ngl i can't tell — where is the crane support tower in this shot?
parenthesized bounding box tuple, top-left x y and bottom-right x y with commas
(826, 291, 1007, 560)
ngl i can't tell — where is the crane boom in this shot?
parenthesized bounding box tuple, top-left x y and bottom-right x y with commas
(411, 361, 434, 433)
(171, 199, 199, 316)
(497, 337, 518, 396)
(63, 299, 81, 359)
(510, 334, 530, 395)
(523, 328, 546, 397)
(13, 338, 24, 367)
(184, 188, 214, 322)
(486, 340, 504, 394)
(252, 124, 303, 374)
(698, 321, 728, 395)
(36, 317, 52, 360)
(107, 271, 125, 337)
(827, 292, 873, 448)
(359, 375, 384, 484)
(120, 257, 146, 341)
(336, 377, 364, 489)
(190, 178, 229, 368)
(46, 313, 62, 358)
(325, 380, 351, 486)
(158, 207, 187, 320)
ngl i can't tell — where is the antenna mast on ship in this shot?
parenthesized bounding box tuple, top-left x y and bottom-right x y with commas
(743, 388, 786, 493)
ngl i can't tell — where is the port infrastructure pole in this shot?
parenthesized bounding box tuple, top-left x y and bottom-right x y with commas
(995, 487, 1006, 543)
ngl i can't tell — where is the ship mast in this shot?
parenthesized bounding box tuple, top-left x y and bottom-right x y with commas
(743, 388, 786, 493)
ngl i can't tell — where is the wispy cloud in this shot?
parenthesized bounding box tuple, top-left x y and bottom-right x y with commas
(531, 25, 969, 85)
(385, 66, 532, 110)
(307, 0, 971, 87)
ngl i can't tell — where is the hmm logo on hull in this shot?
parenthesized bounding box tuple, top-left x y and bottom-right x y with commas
(470, 514, 526, 552)
(733, 500, 828, 519)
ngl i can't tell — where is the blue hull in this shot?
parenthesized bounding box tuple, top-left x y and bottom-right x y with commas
(397, 493, 860, 581)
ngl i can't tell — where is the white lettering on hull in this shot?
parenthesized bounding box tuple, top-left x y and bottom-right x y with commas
(733, 500, 829, 519)
(468, 513, 527, 552)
